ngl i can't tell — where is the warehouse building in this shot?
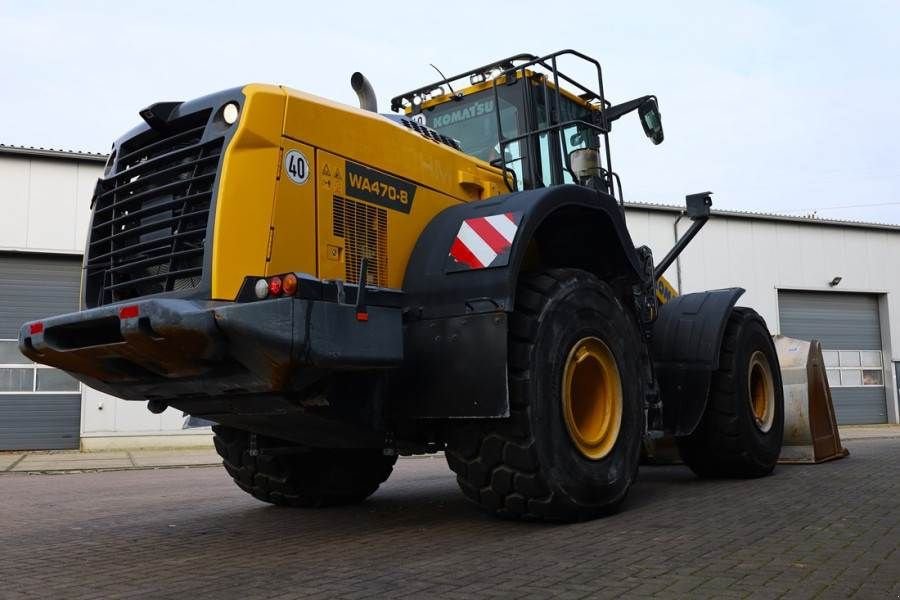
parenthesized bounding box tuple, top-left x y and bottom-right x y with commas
(1, 144, 898, 450)
(0, 145, 203, 450)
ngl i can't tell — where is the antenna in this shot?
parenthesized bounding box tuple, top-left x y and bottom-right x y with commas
(429, 64, 461, 100)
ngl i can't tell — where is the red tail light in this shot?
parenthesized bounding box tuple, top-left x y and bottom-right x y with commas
(30, 322, 44, 335)
(268, 276, 283, 296)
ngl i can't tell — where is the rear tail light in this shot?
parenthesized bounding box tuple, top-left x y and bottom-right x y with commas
(250, 273, 299, 300)
(30, 322, 44, 335)
(254, 279, 269, 299)
(268, 276, 283, 296)
(282, 273, 298, 296)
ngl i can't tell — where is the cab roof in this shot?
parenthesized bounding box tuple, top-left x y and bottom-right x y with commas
(390, 51, 611, 115)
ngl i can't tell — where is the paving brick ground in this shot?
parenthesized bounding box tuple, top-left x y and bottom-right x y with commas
(0, 438, 897, 599)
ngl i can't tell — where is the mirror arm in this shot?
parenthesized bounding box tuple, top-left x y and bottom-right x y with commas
(653, 192, 712, 280)
(602, 95, 653, 123)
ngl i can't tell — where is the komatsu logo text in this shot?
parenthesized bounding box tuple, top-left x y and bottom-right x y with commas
(345, 161, 416, 214)
(430, 99, 495, 128)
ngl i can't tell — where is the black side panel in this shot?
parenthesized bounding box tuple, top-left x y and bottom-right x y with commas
(398, 312, 508, 418)
(402, 184, 642, 320)
(306, 303, 403, 367)
(651, 288, 745, 435)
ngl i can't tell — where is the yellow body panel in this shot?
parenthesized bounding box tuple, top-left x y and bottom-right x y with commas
(267, 139, 318, 278)
(210, 84, 508, 299)
(281, 88, 505, 202)
(315, 150, 460, 288)
(655, 276, 679, 305)
(211, 84, 287, 299)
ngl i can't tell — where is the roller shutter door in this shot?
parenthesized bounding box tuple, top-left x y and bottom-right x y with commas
(0, 252, 82, 450)
(779, 291, 887, 424)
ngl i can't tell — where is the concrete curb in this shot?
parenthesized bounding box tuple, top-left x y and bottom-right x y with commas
(1, 449, 221, 474)
(2, 464, 222, 476)
(838, 425, 900, 441)
(0, 449, 446, 475)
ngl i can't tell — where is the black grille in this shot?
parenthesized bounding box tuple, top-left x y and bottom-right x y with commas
(85, 109, 222, 307)
(332, 196, 388, 287)
(399, 118, 462, 150)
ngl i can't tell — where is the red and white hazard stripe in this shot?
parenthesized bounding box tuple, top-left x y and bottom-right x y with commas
(449, 212, 520, 269)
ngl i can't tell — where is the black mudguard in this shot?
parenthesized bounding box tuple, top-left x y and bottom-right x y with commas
(650, 288, 745, 435)
(398, 184, 644, 418)
(403, 184, 643, 319)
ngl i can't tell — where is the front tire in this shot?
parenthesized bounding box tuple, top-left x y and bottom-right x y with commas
(677, 307, 784, 477)
(445, 269, 644, 522)
(213, 425, 396, 507)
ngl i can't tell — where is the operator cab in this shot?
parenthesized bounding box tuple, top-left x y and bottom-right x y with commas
(391, 50, 664, 202)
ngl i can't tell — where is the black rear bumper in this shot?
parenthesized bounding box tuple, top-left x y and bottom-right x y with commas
(19, 296, 403, 402)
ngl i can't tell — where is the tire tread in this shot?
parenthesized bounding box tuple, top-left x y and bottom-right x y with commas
(446, 268, 637, 521)
(213, 425, 396, 507)
(677, 307, 783, 477)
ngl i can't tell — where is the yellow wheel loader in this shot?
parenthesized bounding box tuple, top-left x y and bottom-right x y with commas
(19, 51, 783, 521)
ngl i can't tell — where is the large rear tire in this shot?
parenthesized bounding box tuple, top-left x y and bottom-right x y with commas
(445, 269, 644, 522)
(677, 307, 784, 477)
(213, 425, 396, 507)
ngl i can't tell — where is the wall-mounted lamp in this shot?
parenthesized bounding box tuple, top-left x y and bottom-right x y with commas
(829, 276, 842, 287)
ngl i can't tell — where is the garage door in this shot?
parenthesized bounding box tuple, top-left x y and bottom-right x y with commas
(779, 291, 887, 424)
(0, 252, 82, 450)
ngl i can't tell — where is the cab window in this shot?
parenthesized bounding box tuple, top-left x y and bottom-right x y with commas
(533, 83, 597, 186)
(423, 86, 526, 190)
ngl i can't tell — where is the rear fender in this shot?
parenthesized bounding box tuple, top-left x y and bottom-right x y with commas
(650, 288, 745, 435)
(398, 184, 644, 418)
(403, 184, 643, 319)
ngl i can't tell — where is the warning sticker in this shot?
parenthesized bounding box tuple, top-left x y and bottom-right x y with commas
(447, 212, 522, 271)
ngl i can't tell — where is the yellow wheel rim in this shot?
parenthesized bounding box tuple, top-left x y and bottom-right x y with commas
(562, 337, 623, 460)
(748, 350, 776, 433)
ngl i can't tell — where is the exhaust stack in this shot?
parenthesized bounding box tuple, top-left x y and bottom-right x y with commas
(351, 72, 377, 112)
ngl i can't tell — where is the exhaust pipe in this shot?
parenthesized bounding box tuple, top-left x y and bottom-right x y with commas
(351, 72, 377, 112)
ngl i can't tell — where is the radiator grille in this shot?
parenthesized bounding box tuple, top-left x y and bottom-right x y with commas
(398, 118, 462, 150)
(84, 109, 221, 307)
(332, 196, 388, 286)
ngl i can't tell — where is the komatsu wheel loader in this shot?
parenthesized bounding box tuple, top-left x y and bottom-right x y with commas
(19, 51, 784, 521)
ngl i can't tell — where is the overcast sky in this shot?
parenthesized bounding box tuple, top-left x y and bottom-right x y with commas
(1, 1, 898, 224)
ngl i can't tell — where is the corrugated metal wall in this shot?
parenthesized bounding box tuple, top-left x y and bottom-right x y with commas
(779, 291, 887, 424)
(0, 252, 82, 336)
(0, 394, 81, 450)
(0, 252, 82, 449)
(778, 293, 882, 350)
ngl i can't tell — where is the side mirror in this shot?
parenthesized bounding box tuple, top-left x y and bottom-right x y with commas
(638, 98, 664, 145)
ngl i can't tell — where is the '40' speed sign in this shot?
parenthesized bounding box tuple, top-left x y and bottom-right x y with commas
(284, 150, 309, 184)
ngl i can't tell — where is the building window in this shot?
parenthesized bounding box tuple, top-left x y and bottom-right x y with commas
(0, 340, 79, 393)
(823, 349, 884, 388)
